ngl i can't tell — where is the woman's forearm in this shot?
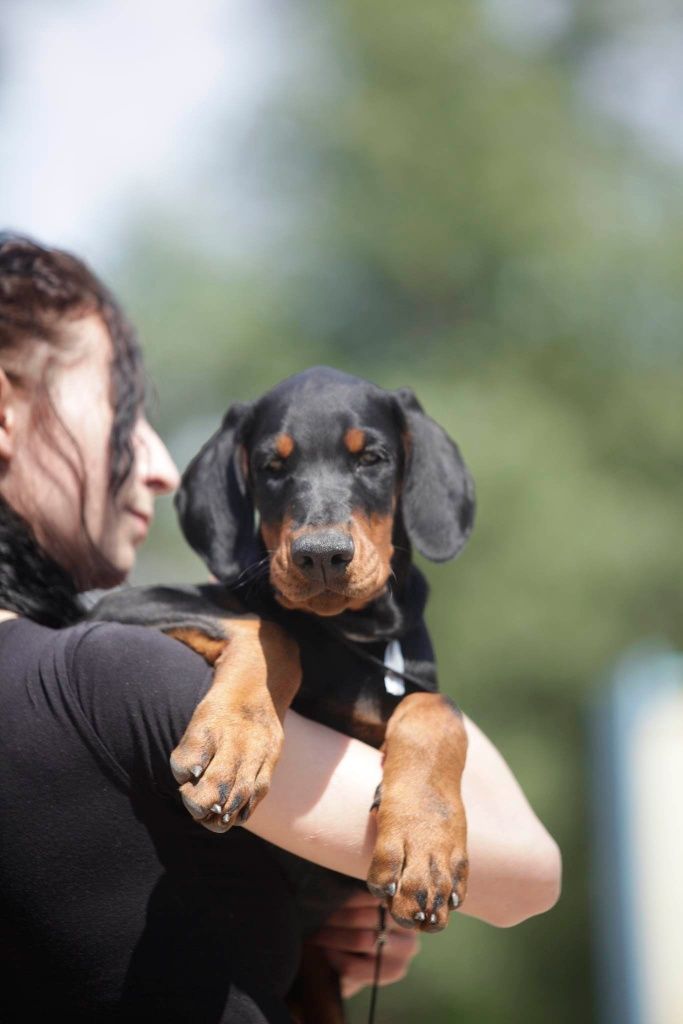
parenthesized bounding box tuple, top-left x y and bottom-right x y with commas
(245, 709, 561, 928)
(457, 715, 562, 926)
(244, 710, 381, 874)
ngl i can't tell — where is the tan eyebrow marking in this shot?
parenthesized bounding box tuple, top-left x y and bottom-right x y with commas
(275, 433, 295, 459)
(344, 428, 366, 454)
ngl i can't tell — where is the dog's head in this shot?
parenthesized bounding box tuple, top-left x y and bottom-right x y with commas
(176, 367, 475, 617)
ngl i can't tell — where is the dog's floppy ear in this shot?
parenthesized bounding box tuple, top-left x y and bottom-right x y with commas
(392, 387, 475, 562)
(174, 402, 259, 582)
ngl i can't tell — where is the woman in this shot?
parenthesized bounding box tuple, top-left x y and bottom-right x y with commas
(0, 234, 560, 1022)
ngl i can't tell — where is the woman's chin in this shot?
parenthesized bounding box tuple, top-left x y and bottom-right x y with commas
(75, 544, 135, 592)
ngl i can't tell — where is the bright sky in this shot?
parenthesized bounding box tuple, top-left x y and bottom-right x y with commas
(1, 0, 681, 269)
(0, 0, 284, 265)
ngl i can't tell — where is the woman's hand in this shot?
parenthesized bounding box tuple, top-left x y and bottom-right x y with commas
(309, 890, 421, 998)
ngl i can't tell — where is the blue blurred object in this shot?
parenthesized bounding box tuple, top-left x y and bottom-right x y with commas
(593, 647, 683, 1024)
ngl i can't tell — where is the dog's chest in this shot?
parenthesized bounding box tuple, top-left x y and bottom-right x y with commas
(290, 629, 407, 748)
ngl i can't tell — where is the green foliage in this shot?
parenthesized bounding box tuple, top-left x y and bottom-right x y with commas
(119, 2, 683, 1020)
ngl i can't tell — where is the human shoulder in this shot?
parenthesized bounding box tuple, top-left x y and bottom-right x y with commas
(65, 619, 213, 705)
(63, 620, 213, 794)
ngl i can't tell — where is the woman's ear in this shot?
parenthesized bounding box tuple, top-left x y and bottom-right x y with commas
(392, 387, 476, 562)
(174, 401, 259, 582)
(0, 370, 16, 462)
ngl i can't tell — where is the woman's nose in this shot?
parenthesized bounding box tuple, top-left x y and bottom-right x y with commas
(134, 419, 181, 495)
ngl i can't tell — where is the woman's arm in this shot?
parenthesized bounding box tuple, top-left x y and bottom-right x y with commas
(245, 710, 561, 928)
(457, 714, 562, 926)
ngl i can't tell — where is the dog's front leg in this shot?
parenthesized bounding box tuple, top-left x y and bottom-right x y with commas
(168, 616, 302, 833)
(367, 693, 469, 932)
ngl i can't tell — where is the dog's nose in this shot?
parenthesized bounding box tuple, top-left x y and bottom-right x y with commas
(291, 531, 355, 579)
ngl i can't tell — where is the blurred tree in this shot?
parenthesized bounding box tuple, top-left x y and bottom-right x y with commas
(114, 2, 683, 1021)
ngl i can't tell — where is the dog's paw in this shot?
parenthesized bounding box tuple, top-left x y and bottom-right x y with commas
(170, 698, 284, 833)
(367, 795, 468, 932)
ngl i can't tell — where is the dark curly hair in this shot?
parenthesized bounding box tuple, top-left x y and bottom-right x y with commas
(0, 232, 148, 625)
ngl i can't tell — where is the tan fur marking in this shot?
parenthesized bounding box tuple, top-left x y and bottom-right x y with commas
(165, 627, 228, 665)
(344, 427, 366, 454)
(261, 516, 295, 556)
(354, 511, 394, 574)
(264, 509, 396, 615)
(343, 510, 395, 609)
(275, 433, 295, 459)
(260, 521, 281, 553)
(166, 617, 262, 665)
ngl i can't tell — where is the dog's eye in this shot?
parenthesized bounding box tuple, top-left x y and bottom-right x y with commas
(357, 450, 381, 467)
(264, 457, 285, 474)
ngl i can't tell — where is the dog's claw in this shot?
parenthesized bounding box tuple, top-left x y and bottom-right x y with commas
(367, 801, 468, 933)
(210, 803, 222, 815)
(219, 793, 244, 825)
(190, 765, 203, 780)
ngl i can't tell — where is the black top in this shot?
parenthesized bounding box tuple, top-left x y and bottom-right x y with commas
(0, 618, 300, 1023)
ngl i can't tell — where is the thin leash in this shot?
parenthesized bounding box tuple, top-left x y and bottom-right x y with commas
(367, 905, 387, 1024)
(319, 622, 427, 690)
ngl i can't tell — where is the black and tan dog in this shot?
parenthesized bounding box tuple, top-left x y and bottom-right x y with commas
(94, 366, 475, 1020)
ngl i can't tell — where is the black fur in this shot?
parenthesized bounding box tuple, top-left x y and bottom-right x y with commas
(391, 387, 475, 562)
(175, 403, 260, 583)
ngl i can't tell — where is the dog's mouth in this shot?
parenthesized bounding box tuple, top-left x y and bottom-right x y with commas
(262, 515, 394, 617)
(273, 577, 390, 617)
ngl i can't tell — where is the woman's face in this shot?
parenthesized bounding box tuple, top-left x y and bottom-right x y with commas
(1, 314, 179, 589)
